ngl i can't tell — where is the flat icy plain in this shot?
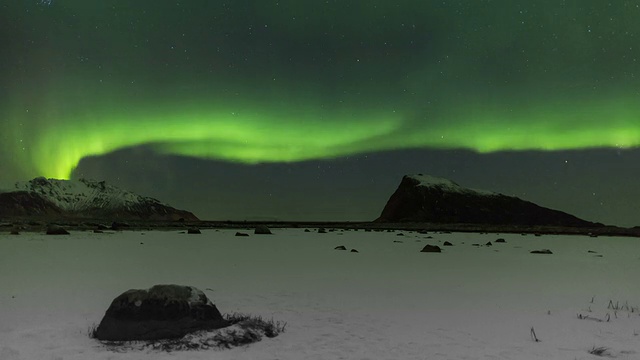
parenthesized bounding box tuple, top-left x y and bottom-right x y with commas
(1, 228, 639, 359)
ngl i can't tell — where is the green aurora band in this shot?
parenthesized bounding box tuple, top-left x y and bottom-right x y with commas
(2, 0, 640, 180)
(8, 92, 639, 180)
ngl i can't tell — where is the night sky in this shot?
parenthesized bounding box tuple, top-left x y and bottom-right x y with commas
(1, 1, 639, 226)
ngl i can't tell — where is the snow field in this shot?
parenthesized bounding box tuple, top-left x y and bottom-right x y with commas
(1, 228, 639, 359)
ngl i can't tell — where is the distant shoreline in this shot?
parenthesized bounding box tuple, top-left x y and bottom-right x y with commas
(2, 219, 639, 238)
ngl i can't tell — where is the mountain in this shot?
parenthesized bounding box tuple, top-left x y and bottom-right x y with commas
(0, 177, 198, 221)
(0, 191, 63, 218)
(376, 174, 600, 227)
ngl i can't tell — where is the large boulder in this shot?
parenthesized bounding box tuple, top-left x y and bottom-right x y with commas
(94, 284, 229, 341)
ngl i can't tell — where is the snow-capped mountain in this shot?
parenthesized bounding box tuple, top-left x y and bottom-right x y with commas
(13, 177, 148, 212)
(376, 174, 599, 227)
(408, 174, 497, 196)
(1, 177, 198, 221)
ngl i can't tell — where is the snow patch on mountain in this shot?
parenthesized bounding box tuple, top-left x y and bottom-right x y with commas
(408, 174, 498, 196)
(12, 177, 165, 213)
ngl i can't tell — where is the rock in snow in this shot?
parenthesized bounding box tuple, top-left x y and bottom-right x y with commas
(420, 245, 442, 253)
(530, 249, 553, 255)
(94, 284, 228, 341)
(46, 225, 69, 235)
(376, 174, 600, 227)
(254, 225, 272, 234)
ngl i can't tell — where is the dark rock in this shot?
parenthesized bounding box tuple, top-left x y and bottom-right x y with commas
(46, 225, 69, 235)
(111, 221, 130, 231)
(304, 229, 310, 232)
(187, 228, 201, 234)
(396, 233, 404, 236)
(376, 174, 600, 227)
(443, 241, 453, 246)
(534, 233, 542, 237)
(10, 229, 20, 235)
(334, 245, 347, 250)
(472, 243, 481, 247)
(393, 240, 404, 243)
(94, 284, 228, 341)
(93, 230, 104, 234)
(587, 250, 597, 253)
(235, 232, 249, 237)
(420, 244, 442, 253)
(254, 225, 272, 235)
(530, 249, 553, 254)
(318, 228, 327, 233)
(495, 238, 506, 243)
(485, 242, 492, 246)
(350, 249, 359, 253)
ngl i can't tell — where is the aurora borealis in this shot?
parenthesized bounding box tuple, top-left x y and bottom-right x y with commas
(1, 1, 640, 225)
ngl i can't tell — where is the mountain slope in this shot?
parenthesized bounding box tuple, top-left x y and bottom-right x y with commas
(1, 177, 198, 221)
(376, 174, 600, 227)
(0, 191, 63, 218)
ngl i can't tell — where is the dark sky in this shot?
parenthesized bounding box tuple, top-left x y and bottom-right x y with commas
(1, 1, 639, 226)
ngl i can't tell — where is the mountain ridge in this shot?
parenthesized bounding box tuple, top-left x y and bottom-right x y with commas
(376, 174, 601, 227)
(0, 177, 198, 221)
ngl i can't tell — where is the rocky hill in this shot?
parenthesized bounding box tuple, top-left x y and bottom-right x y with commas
(0, 177, 198, 221)
(376, 174, 600, 227)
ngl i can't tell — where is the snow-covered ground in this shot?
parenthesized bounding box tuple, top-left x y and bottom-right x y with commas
(1, 228, 639, 359)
